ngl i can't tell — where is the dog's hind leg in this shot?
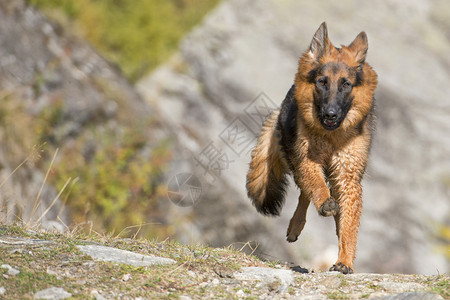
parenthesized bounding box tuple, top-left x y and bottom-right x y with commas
(286, 192, 310, 242)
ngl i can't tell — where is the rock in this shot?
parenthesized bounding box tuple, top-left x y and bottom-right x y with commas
(121, 273, 131, 281)
(235, 289, 245, 297)
(0, 237, 55, 246)
(0, 287, 5, 295)
(34, 287, 72, 299)
(233, 266, 294, 293)
(90, 289, 107, 300)
(377, 281, 424, 293)
(1, 264, 20, 276)
(76, 245, 176, 266)
(369, 291, 444, 300)
(320, 276, 341, 289)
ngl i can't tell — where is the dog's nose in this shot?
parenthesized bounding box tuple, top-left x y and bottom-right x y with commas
(325, 108, 338, 120)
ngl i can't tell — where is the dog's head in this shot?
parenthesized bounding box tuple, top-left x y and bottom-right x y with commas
(295, 22, 377, 132)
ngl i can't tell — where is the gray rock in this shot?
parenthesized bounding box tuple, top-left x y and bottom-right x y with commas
(77, 245, 176, 267)
(320, 276, 341, 289)
(0, 287, 5, 295)
(377, 281, 424, 293)
(369, 291, 444, 300)
(233, 266, 294, 293)
(34, 287, 72, 299)
(1, 264, 20, 276)
(0, 237, 55, 246)
(90, 289, 107, 300)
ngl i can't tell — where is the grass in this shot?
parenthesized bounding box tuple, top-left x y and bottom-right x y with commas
(0, 225, 266, 299)
(429, 276, 449, 298)
(327, 291, 349, 299)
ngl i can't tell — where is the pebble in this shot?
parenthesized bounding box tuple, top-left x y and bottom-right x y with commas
(122, 273, 131, 282)
(320, 276, 341, 289)
(236, 289, 245, 297)
(1, 264, 20, 276)
(233, 266, 294, 293)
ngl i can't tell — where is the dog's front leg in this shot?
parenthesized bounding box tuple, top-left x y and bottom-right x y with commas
(286, 192, 310, 242)
(330, 179, 362, 274)
(329, 148, 368, 274)
(292, 156, 338, 217)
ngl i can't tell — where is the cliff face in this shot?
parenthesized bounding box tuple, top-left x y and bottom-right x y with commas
(137, 0, 450, 274)
(0, 1, 168, 233)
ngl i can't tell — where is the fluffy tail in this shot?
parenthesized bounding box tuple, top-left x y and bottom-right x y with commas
(246, 109, 289, 216)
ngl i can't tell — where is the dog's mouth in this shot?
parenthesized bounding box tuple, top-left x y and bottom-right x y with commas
(322, 119, 340, 130)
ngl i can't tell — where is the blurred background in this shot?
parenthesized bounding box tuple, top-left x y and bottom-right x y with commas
(0, 0, 449, 274)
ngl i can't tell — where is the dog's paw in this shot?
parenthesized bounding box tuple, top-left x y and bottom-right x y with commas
(318, 197, 339, 216)
(286, 233, 298, 243)
(330, 262, 353, 274)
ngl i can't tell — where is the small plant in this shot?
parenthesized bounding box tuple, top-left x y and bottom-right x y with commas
(431, 277, 449, 298)
(327, 291, 349, 299)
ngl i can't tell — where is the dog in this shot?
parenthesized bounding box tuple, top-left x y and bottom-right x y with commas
(246, 22, 378, 274)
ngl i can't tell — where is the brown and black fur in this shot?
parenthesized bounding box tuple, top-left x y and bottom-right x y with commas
(246, 22, 378, 274)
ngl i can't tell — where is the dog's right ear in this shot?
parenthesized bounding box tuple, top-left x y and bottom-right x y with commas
(348, 31, 368, 65)
(309, 22, 331, 61)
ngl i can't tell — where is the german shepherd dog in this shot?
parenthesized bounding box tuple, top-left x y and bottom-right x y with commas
(246, 22, 378, 274)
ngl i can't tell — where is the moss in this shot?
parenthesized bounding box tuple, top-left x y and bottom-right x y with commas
(27, 0, 221, 82)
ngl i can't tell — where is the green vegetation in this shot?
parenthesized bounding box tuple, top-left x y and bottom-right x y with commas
(52, 121, 172, 238)
(434, 220, 450, 262)
(327, 291, 349, 299)
(0, 79, 172, 239)
(429, 276, 449, 298)
(0, 226, 448, 299)
(27, 0, 221, 81)
(0, 225, 265, 299)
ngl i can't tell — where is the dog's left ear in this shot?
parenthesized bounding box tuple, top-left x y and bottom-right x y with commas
(348, 31, 368, 64)
(309, 22, 332, 61)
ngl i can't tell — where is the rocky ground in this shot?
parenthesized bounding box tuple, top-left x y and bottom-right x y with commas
(0, 226, 447, 299)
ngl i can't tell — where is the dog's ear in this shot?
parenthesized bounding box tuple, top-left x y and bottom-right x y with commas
(348, 31, 368, 64)
(309, 22, 331, 60)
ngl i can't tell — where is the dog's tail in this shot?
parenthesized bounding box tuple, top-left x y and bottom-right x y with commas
(246, 109, 289, 216)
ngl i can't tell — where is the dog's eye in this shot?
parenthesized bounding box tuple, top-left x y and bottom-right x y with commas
(342, 81, 351, 88)
(317, 78, 327, 86)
